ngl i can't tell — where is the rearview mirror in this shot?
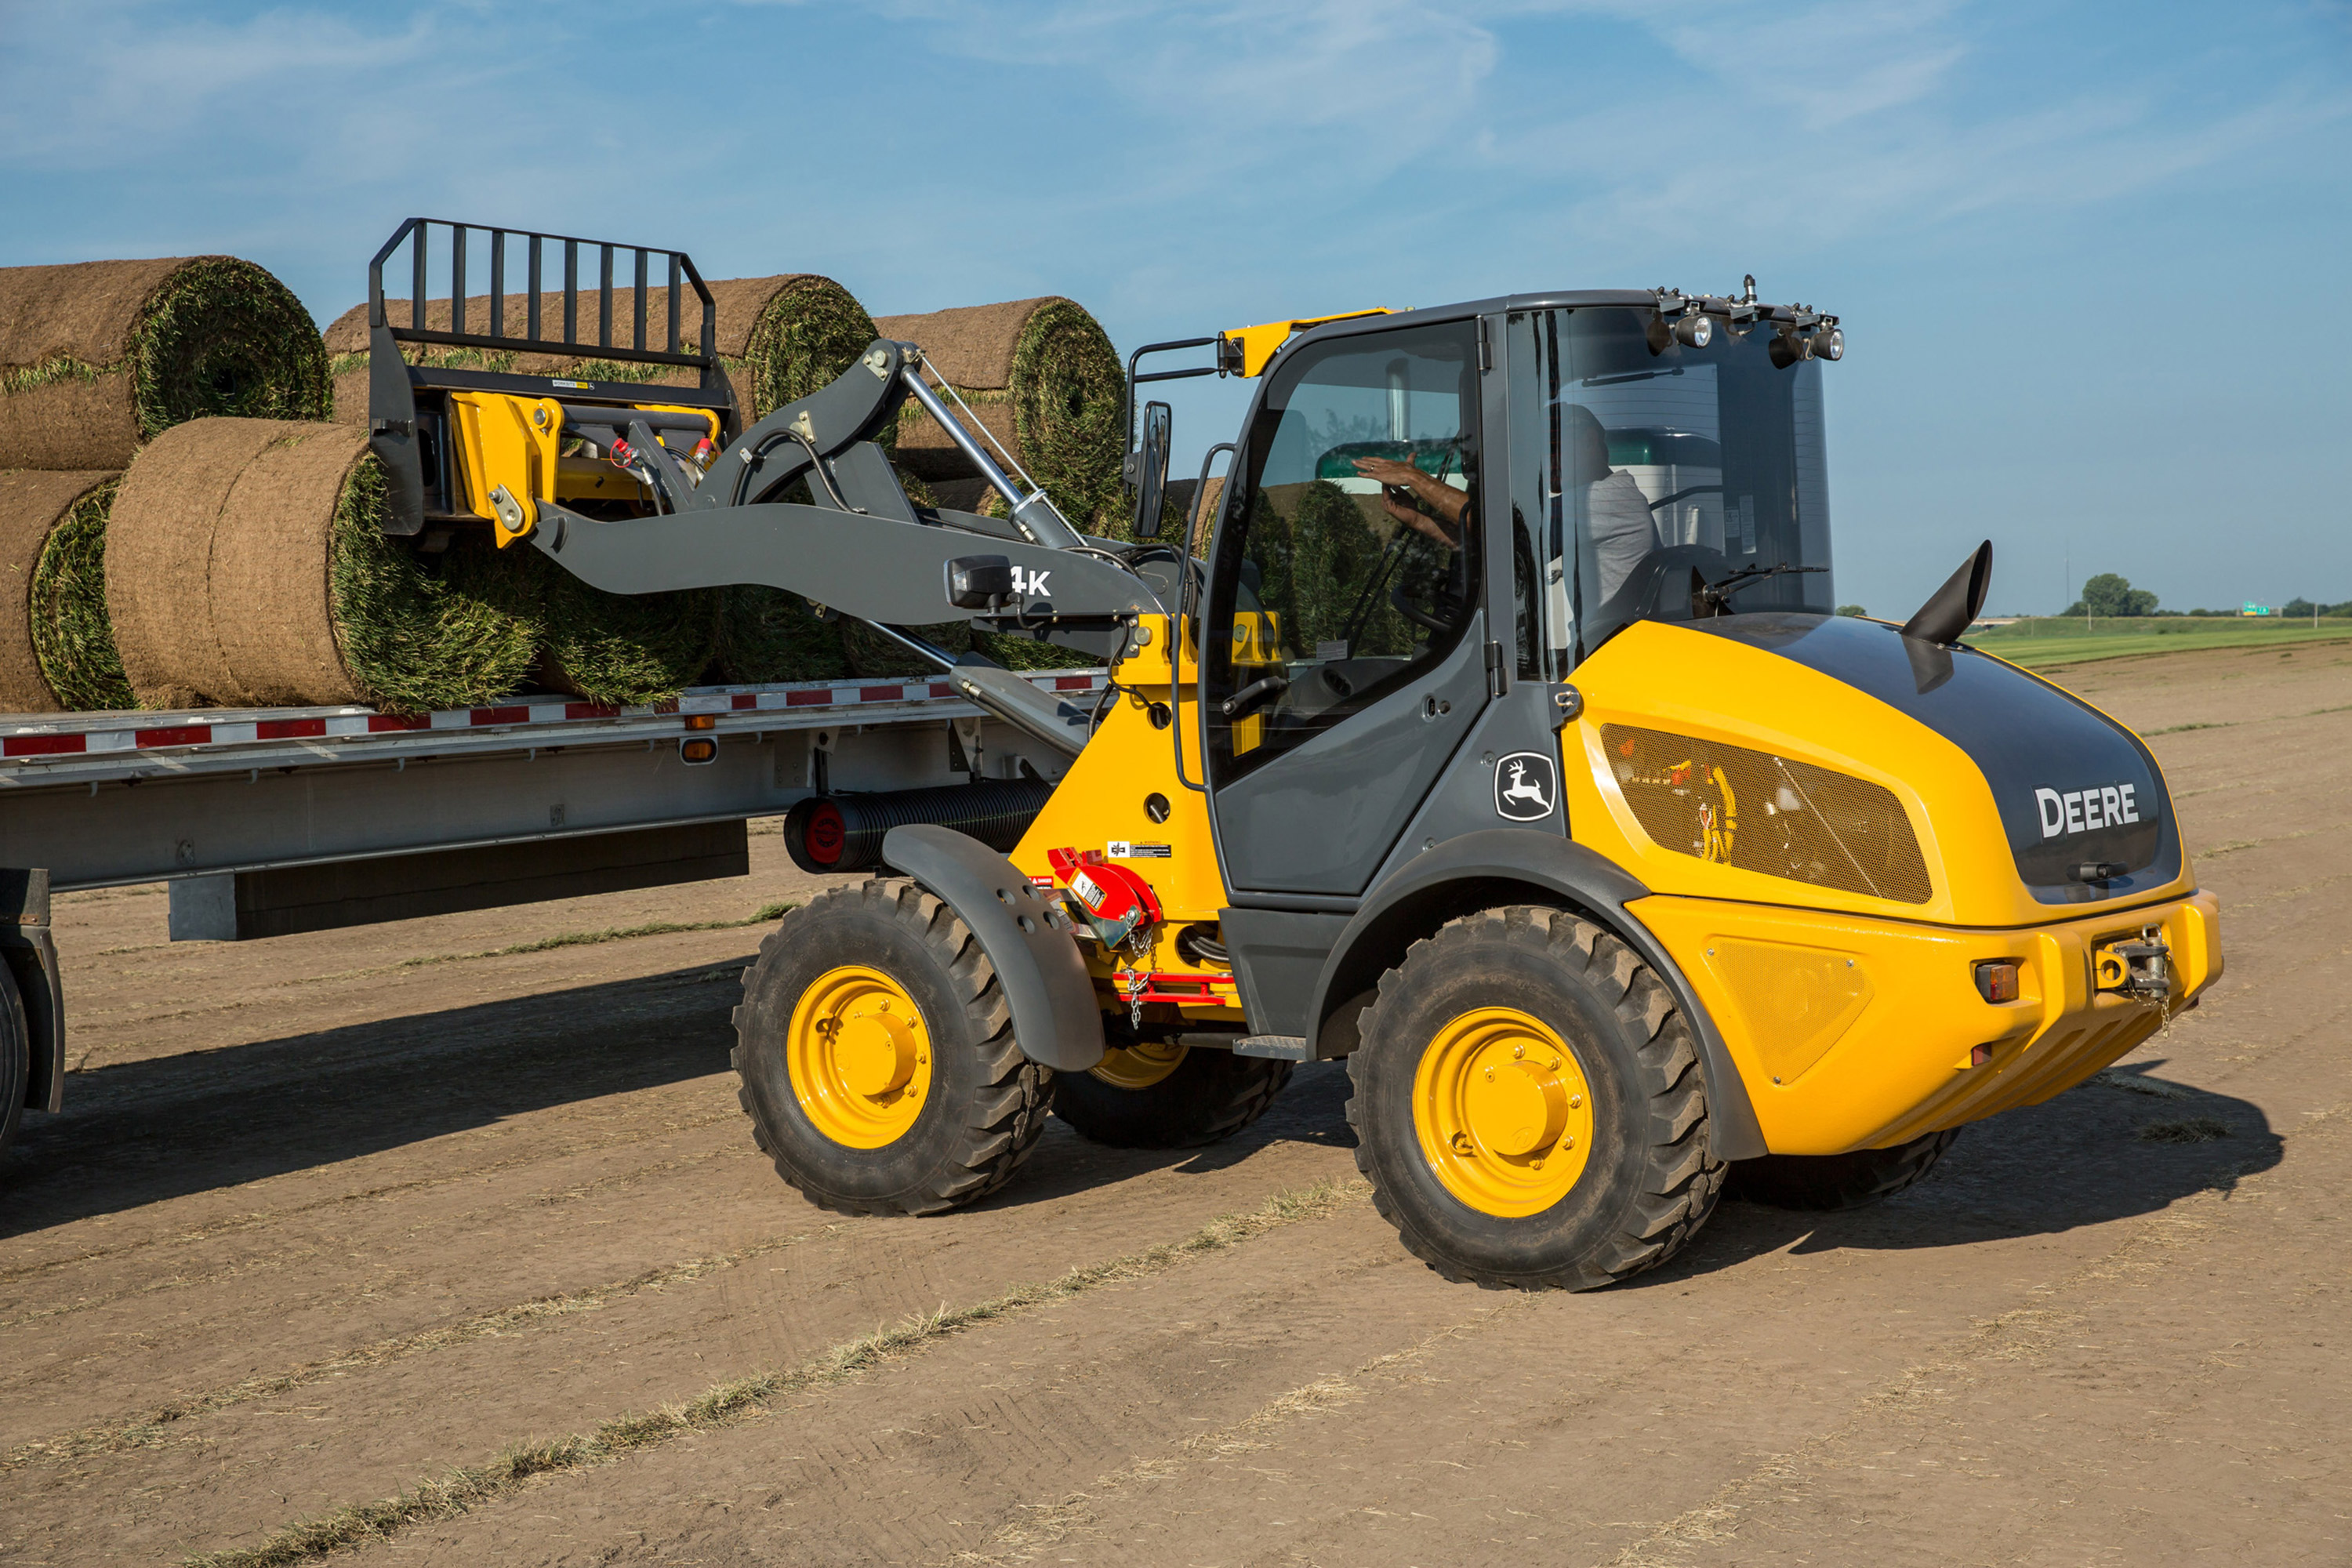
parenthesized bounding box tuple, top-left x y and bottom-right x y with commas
(1131, 401, 1171, 540)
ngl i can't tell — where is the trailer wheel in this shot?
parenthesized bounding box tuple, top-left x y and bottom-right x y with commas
(1726, 1127, 1960, 1211)
(732, 879, 1053, 1217)
(0, 961, 27, 1165)
(1348, 906, 1722, 1290)
(1051, 1038, 1291, 1149)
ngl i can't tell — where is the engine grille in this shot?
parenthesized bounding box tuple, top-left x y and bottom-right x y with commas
(1600, 724, 1933, 905)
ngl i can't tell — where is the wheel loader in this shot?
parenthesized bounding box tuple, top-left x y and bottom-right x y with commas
(370, 220, 2221, 1288)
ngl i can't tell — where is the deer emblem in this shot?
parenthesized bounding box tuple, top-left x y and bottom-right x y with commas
(1494, 753, 1555, 819)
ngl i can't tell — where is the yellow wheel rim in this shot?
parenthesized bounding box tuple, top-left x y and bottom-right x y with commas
(787, 965, 934, 1149)
(1090, 1039, 1189, 1090)
(1411, 1006, 1595, 1218)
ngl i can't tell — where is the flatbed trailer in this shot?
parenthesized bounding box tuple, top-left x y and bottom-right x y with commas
(0, 670, 1103, 1152)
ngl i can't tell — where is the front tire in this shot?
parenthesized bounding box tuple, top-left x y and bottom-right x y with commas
(1051, 1038, 1291, 1149)
(732, 879, 1053, 1216)
(1348, 907, 1723, 1290)
(1726, 1128, 1960, 1211)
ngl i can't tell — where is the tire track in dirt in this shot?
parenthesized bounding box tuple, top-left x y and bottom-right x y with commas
(0, 1215, 855, 1473)
(1600, 1102, 2352, 1567)
(176, 1181, 1369, 1568)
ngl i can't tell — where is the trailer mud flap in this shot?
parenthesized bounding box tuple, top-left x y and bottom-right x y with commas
(880, 825, 1105, 1073)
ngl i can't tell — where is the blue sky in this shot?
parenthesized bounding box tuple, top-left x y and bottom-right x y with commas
(4, 0, 2346, 615)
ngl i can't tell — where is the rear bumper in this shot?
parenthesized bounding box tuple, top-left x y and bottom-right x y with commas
(1632, 890, 2221, 1155)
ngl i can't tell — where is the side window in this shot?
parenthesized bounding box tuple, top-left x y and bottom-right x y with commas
(1204, 321, 1481, 779)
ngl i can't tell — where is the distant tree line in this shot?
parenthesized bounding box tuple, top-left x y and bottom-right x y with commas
(2056, 572, 2351, 617)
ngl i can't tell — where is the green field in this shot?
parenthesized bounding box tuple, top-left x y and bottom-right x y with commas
(1961, 615, 2352, 669)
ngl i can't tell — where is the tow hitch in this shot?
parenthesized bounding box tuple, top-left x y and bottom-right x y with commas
(2095, 925, 2172, 1003)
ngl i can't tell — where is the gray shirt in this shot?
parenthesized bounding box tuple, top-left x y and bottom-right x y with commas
(1585, 470, 1657, 601)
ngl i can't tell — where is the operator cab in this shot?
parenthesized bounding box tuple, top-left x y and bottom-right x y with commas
(1186, 289, 1842, 901)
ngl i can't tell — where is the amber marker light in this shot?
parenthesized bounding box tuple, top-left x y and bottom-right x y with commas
(680, 737, 718, 765)
(1973, 960, 2021, 1004)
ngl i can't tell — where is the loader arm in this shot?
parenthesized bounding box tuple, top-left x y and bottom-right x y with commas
(518, 337, 1170, 756)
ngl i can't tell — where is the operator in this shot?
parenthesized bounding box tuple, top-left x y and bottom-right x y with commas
(1566, 404, 1658, 602)
(1351, 456, 1469, 546)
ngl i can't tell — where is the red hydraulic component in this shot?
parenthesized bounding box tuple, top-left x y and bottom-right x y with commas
(1046, 846, 1161, 948)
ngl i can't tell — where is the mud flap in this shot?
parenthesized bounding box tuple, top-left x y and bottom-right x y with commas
(880, 825, 1106, 1073)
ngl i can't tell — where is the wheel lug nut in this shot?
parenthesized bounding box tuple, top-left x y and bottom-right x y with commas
(1570, 1094, 1581, 1109)
(1513, 1044, 1525, 1059)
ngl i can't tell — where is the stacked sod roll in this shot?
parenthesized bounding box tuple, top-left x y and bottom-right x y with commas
(0, 472, 132, 711)
(873, 297, 1126, 539)
(321, 274, 884, 430)
(0, 257, 329, 470)
(0, 256, 328, 713)
(103, 419, 540, 712)
(323, 274, 883, 693)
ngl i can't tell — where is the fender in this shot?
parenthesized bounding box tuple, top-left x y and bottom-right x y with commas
(880, 825, 1106, 1073)
(1305, 828, 1767, 1161)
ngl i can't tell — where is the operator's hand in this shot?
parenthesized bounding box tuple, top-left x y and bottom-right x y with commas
(1353, 456, 1468, 546)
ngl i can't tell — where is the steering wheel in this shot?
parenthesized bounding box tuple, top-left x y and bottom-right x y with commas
(1390, 585, 1452, 634)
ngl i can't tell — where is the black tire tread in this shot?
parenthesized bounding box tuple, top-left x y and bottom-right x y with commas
(1726, 1127, 1959, 1211)
(1348, 906, 1725, 1291)
(731, 878, 1053, 1218)
(1052, 1049, 1292, 1149)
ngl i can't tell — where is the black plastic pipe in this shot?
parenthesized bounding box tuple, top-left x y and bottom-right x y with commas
(782, 779, 1058, 874)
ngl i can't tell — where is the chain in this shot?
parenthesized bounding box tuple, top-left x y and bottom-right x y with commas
(1120, 930, 1153, 1030)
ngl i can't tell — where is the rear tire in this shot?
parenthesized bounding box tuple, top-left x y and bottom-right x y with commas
(1051, 1039, 1291, 1149)
(1348, 906, 1723, 1291)
(0, 962, 27, 1166)
(1726, 1127, 1960, 1211)
(732, 879, 1052, 1217)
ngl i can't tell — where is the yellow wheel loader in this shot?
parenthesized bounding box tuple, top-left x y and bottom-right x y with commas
(381, 222, 2220, 1288)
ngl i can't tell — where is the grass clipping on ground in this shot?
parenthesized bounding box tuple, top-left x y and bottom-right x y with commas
(182, 1178, 1369, 1568)
(0, 256, 328, 470)
(104, 418, 538, 712)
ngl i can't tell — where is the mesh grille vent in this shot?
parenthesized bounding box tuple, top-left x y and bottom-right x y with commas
(1601, 724, 1933, 905)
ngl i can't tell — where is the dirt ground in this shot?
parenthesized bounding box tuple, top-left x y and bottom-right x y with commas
(2, 639, 2347, 1567)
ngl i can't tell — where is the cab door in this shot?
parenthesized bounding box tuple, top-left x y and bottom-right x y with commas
(1200, 318, 1490, 899)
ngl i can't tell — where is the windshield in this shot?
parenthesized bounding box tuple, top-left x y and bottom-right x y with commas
(1507, 306, 1832, 671)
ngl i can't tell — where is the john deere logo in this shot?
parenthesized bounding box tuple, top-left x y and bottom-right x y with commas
(1494, 752, 1556, 822)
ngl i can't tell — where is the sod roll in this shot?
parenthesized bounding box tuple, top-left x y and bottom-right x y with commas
(873, 298, 1126, 536)
(715, 586, 851, 686)
(533, 555, 723, 707)
(324, 274, 881, 432)
(0, 258, 328, 472)
(1, 470, 133, 712)
(106, 419, 540, 712)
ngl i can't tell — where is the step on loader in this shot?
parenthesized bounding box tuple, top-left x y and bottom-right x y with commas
(379, 223, 2221, 1288)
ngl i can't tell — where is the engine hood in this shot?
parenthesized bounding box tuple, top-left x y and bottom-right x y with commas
(1685, 612, 2181, 906)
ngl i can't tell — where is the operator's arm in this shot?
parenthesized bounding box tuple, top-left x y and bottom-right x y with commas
(1353, 457, 1468, 546)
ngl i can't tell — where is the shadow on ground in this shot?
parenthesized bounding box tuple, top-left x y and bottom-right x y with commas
(1633, 1058, 2285, 1289)
(6, 976, 2265, 1282)
(0, 974, 1363, 1239)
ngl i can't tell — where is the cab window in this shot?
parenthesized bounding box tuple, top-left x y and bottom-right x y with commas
(1203, 321, 1481, 779)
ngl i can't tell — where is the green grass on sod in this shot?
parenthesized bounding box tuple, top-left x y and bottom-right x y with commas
(1966, 616, 2352, 669)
